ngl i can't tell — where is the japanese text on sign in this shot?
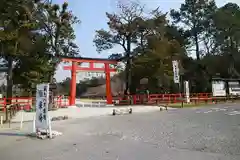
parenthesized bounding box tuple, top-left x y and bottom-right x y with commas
(172, 60, 180, 84)
(35, 83, 49, 130)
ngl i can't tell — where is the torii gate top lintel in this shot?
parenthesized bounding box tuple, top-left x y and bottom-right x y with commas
(61, 56, 118, 64)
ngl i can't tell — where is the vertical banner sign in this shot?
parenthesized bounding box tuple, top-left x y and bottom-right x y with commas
(172, 60, 180, 83)
(184, 81, 190, 103)
(36, 83, 49, 130)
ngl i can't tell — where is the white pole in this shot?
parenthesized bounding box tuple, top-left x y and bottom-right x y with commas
(184, 81, 190, 103)
(48, 116, 52, 138)
(32, 115, 36, 133)
(0, 116, 3, 127)
(20, 111, 24, 129)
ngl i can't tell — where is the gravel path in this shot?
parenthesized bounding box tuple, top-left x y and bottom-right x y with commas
(0, 104, 240, 160)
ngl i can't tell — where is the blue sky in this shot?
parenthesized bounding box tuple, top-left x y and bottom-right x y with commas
(54, 0, 239, 82)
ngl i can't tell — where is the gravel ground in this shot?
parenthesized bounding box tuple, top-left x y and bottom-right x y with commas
(10, 105, 164, 122)
(0, 103, 240, 160)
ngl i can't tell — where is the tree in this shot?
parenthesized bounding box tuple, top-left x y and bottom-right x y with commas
(94, 1, 144, 94)
(57, 77, 71, 95)
(170, 0, 217, 60)
(0, 0, 40, 100)
(12, 34, 53, 88)
(165, 25, 190, 51)
(130, 10, 186, 93)
(0, 0, 80, 100)
(35, 0, 80, 81)
(212, 3, 240, 77)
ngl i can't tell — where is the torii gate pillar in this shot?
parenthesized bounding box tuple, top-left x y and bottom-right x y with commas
(104, 63, 113, 104)
(69, 61, 77, 106)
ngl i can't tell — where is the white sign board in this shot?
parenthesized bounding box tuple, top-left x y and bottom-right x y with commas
(35, 83, 50, 130)
(228, 81, 240, 96)
(172, 60, 180, 83)
(212, 81, 226, 97)
(184, 81, 190, 103)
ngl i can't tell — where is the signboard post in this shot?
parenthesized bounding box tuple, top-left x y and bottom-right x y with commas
(172, 60, 183, 107)
(35, 83, 50, 133)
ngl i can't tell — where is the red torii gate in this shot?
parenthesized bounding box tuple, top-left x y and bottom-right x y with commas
(61, 56, 118, 106)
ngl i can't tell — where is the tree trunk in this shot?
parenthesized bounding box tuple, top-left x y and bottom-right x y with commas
(6, 57, 13, 102)
(229, 37, 240, 77)
(124, 36, 131, 95)
(124, 57, 130, 95)
(194, 33, 200, 60)
(48, 74, 54, 110)
(5, 57, 13, 121)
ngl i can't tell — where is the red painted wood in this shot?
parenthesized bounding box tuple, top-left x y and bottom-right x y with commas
(62, 58, 118, 64)
(105, 63, 113, 104)
(89, 62, 94, 69)
(69, 62, 77, 106)
(63, 66, 116, 72)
